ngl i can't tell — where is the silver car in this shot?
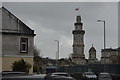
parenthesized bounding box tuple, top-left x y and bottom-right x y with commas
(44, 72, 76, 80)
(82, 72, 97, 80)
(52, 76, 76, 80)
(51, 72, 71, 77)
(98, 72, 112, 80)
(2, 75, 44, 80)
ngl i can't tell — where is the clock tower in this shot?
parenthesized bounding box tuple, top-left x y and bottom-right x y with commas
(71, 15, 86, 65)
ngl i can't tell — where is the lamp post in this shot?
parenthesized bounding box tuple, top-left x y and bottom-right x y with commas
(55, 40, 59, 71)
(55, 40, 59, 60)
(97, 20, 106, 72)
(97, 20, 106, 50)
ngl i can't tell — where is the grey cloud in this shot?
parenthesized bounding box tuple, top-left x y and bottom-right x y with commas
(2, 2, 118, 59)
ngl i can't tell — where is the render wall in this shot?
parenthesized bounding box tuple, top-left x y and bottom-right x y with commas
(2, 57, 33, 74)
(1, 7, 35, 74)
(2, 34, 34, 56)
(2, 7, 18, 32)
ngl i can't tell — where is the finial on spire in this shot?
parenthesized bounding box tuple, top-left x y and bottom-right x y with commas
(76, 16, 81, 23)
(92, 44, 93, 47)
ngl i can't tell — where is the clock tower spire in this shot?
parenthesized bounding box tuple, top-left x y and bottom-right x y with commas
(71, 15, 86, 65)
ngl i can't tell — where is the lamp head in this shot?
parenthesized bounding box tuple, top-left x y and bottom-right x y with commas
(97, 20, 105, 22)
(97, 20, 102, 22)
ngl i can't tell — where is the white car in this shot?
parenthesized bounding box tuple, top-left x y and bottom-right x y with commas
(44, 72, 74, 80)
(51, 72, 71, 77)
(98, 72, 112, 80)
(52, 76, 76, 80)
(82, 72, 97, 80)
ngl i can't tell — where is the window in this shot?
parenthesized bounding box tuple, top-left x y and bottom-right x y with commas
(20, 38, 28, 53)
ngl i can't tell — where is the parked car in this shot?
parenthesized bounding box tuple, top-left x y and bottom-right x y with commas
(44, 72, 75, 80)
(2, 71, 45, 80)
(52, 76, 76, 80)
(51, 72, 71, 77)
(98, 72, 112, 80)
(2, 75, 44, 80)
(82, 72, 97, 80)
(2, 71, 26, 76)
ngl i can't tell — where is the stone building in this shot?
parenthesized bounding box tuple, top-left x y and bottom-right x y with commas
(101, 48, 119, 64)
(88, 45, 98, 63)
(1, 7, 36, 74)
(71, 15, 86, 65)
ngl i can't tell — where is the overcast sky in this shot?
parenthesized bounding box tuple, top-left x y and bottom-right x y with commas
(2, 2, 118, 60)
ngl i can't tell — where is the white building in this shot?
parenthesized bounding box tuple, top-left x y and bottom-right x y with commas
(1, 7, 36, 74)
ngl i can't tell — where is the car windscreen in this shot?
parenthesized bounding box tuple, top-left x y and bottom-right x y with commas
(99, 74, 111, 78)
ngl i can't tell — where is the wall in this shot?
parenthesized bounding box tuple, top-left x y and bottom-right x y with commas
(2, 57, 33, 74)
(2, 34, 34, 56)
(0, 8, 2, 72)
(2, 7, 18, 32)
(101, 50, 119, 64)
(1, 7, 35, 74)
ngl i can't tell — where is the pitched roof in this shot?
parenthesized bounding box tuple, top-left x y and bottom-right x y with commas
(89, 46, 96, 52)
(1, 7, 36, 36)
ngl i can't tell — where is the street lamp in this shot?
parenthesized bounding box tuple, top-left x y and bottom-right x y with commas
(97, 19, 106, 72)
(55, 40, 59, 71)
(55, 40, 59, 60)
(97, 20, 106, 50)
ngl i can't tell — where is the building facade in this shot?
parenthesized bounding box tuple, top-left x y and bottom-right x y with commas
(101, 48, 119, 64)
(1, 7, 35, 74)
(71, 15, 86, 65)
(88, 45, 98, 64)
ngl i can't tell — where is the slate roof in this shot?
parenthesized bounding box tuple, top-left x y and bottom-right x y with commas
(1, 7, 36, 36)
(89, 46, 96, 52)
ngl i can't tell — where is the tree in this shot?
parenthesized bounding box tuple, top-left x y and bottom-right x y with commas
(33, 46, 40, 57)
(33, 46, 43, 74)
(11, 59, 31, 73)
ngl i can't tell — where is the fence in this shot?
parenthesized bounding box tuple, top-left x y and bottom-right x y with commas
(58, 64, 120, 75)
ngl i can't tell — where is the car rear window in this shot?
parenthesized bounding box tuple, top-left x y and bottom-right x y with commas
(100, 74, 111, 78)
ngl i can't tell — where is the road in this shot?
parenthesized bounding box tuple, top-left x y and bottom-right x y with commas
(2, 73, 120, 80)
